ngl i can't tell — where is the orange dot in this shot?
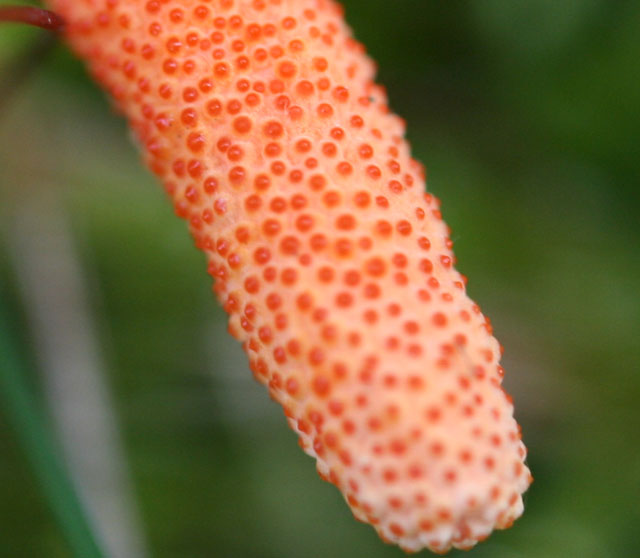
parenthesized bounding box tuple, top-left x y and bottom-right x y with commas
(354, 191, 370, 207)
(278, 60, 297, 78)
(285, 378, 299, 395)
(358, 144, 373, 158)
(294, 80, 314, 97)
(264, 121, 284, 138)
(264, 142, 281, 157)
(336, 292, 353, 307)
(337, 161, 353, 175)
(244, 276, 260, 294)
(181, 108, 197, 126)
(336, 214, 356, 230)
(333, 86, 349, 102)
(313, 56, 328, 71)
(321, 143, 337, 157)
(365, 257, 386, 277)
(233, 116, 252, 134)
(432, 312, 447, 327)
(312, 375, 331, 396)
(296, 214, 314, 232)
(367, 165, 381, 179)
(396, 220, 412, 235)
(317, 103, 334, 117)
(262, 219, 281, 236)
(186, 132, 205, 152)
(228, 166, 245, 183)
(376, 220, 392, 237)
(214, 62, 230, 78)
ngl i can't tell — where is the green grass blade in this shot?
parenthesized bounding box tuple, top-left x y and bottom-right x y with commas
(0, 296, 105, 558)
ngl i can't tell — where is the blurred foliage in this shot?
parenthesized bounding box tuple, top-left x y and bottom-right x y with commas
(1, 1, 639, 557)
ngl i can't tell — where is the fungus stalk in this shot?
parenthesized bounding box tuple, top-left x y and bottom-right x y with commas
(0, 5, 64, 31)
(8, 0, 532, 553)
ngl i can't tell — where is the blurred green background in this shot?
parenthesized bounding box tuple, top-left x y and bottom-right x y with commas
(1, 1, 639, 557)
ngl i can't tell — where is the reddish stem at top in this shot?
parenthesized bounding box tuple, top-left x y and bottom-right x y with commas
(0, 5, 64, 31)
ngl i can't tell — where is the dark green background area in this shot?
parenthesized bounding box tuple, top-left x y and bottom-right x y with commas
(1, 1, 639, 556)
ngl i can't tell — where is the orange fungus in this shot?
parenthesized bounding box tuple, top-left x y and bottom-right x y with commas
(45, 0, 532, 552)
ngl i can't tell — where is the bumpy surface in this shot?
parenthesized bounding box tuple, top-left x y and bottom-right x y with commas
(46, 0, 531, 552)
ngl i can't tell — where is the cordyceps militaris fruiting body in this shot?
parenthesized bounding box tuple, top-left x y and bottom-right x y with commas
(38, 0, 532, 553)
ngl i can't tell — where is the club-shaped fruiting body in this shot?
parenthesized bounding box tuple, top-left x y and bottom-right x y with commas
(45, 0, 532, 552)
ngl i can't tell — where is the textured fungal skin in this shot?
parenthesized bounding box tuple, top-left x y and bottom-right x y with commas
(46, 0, 531, 552)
